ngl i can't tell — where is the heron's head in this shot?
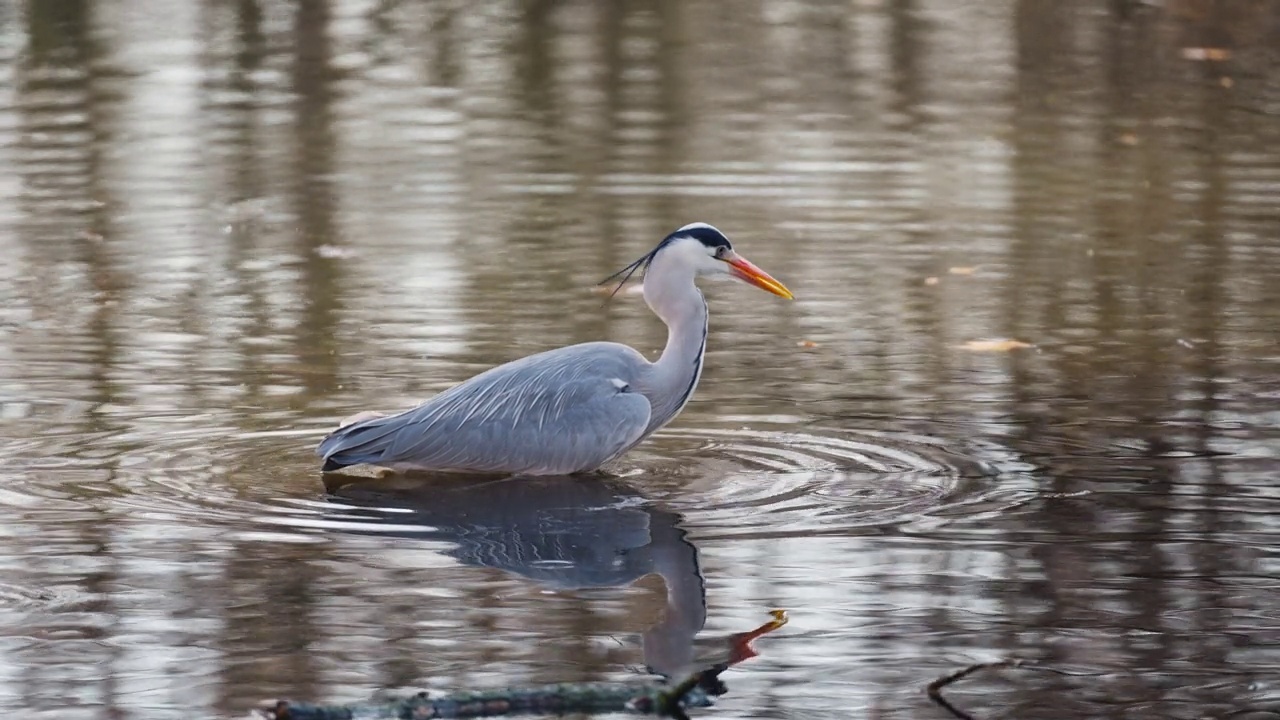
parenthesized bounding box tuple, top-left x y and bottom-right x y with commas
(600, 222, 794, 300)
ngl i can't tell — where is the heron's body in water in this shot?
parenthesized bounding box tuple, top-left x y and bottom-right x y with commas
(317, 223, 793, 475)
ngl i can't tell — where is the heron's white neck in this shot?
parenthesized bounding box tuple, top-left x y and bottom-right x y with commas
(640, 251, 708, 433)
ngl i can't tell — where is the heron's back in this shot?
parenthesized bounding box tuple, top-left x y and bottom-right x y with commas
(317, 342, 655, 475)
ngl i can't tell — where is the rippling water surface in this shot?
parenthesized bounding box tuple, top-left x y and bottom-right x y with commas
(2, 1, 1280, 719)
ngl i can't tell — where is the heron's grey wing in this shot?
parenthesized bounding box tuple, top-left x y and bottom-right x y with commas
(317, 344, 652, 475)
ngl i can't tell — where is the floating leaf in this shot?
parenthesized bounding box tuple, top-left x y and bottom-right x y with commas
(797, 340, 820, 349)
(1181, 47, 1231, 61)
(959, 339, 1033, 352)
(948, 266, 977, 276)
(316, 244, 357, 259)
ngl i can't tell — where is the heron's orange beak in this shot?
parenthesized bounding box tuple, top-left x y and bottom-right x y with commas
(724, 251, 794, 299)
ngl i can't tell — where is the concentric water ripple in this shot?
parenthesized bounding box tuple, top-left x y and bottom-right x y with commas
(1, 406, 1039, 545)
(628, 425, 1040, 538)
(243, 423, 1039, 543)
(0, 404, 323, 535)
(660, 425, 1009, 475)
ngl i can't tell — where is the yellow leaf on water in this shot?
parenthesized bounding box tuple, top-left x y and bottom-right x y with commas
(1181, 47, 1231, 61)
(797, 340, 820, 349)
(315, 244, 357, 259)
(959, 339, 1033, 352)
(948, 266, 977, 276)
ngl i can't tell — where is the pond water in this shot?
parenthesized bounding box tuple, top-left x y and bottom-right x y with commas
(1, 1, 1279, 719)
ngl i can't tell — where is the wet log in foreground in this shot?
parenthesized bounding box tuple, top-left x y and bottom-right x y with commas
(258, 611, 789, 720)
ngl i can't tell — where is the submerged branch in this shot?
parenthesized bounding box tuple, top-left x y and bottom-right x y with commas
(259, 611, 788, 720)
(263, 673, 720, 720)
(927, 660, 1023, 720)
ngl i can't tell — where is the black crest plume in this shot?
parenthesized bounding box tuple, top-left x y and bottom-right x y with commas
(597, 224, 729, 301)
(598, 247, 661, 301)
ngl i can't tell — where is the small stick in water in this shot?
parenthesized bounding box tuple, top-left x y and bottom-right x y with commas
(926, 659, 1023, 720)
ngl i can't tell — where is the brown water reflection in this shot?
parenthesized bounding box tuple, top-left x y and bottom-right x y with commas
(1, 1, 1279, 718)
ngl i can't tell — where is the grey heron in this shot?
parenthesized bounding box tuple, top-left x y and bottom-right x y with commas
(317, 222, 793, 475)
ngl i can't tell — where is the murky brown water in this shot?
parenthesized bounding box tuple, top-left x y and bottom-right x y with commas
(2, 1, 1280, 718)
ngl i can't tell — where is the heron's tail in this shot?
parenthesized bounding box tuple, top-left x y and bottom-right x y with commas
(316, 411, 402, 470)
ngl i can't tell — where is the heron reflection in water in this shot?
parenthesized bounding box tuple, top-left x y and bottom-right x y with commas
(318, 223, 793, 475)
(321, 474, 707, 678)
